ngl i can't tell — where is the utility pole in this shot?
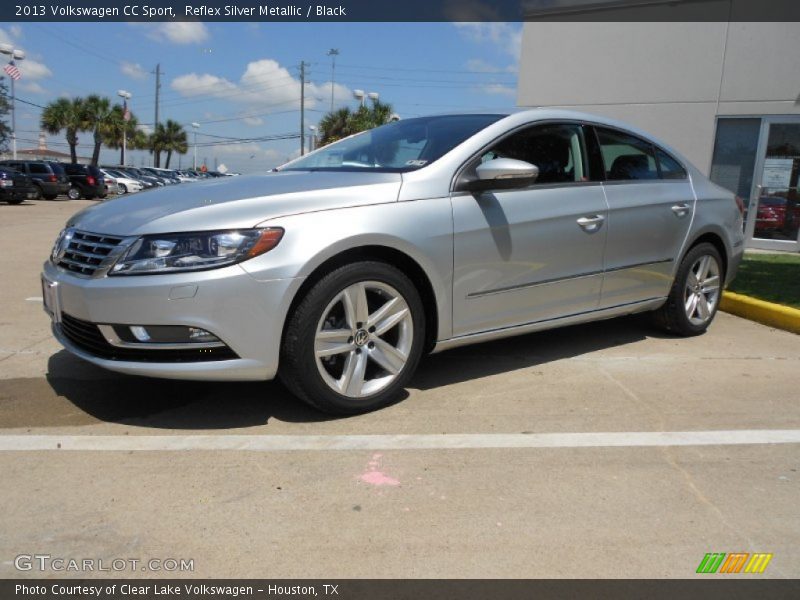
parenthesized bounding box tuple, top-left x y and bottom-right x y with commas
(153, 63, 161, 167)
(299, 61, 306, 156)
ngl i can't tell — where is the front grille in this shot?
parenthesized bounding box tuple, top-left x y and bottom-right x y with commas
(59, 313, 239, 363)
(57, 231, 125, 277)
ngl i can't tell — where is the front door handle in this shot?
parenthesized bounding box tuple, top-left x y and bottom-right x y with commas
(577, 215, 605, 232)
(671, 203, 691, 217)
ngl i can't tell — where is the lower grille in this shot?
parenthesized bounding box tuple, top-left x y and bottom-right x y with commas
(59, 313, 239, 363)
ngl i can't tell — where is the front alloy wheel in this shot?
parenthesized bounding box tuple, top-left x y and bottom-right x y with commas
(67, 186, 81, 200)
(280, 261, 425, 414)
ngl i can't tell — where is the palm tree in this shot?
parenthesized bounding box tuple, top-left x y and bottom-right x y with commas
(160, 120, 188, 169)
(103, 104, 140, 165)
(82, 95, 116, 165)
(317, 101, 395, 147)
(40, 97, 86, 163)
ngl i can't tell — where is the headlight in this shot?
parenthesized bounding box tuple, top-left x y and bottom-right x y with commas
(109, 228, 283, 275)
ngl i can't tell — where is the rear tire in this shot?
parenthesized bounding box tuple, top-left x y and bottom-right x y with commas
(652, 242, 723, 336)
(31, 185, 43, 200)
(279, 261, 425, 415)
(6, 197, 24, 205)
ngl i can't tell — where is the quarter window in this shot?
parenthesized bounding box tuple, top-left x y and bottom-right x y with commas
(596, 128, 659, 181)
(479, 123, 588, 184)
(655, 148, 687, 179)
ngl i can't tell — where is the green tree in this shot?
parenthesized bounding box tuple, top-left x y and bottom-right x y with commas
(0, 79, 11, 152)
(82, 94, 114, 166)
(103, 104, 140, 166)
(160, 119, 188, 169)
(40, 97, 86, 164)
(318, 100, 395, 147)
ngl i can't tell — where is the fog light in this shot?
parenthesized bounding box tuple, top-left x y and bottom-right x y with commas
(129, 326, 151, 342)
(188, 327, 220, 343)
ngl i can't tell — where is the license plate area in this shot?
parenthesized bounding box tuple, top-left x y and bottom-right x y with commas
(41, 275, 61, 323)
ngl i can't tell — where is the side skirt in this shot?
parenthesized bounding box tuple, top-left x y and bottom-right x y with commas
(432, 297, 666, 353)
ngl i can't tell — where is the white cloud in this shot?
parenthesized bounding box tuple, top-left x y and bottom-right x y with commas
(170, 58, 353, 113)
(18, 81, 46, 94)
(145, 22, 210, 45)
(243, 116, 264, 126)
(477, 83, 516, 97)
(121, 61, 148, 81)
(9, 25, 23, 39)
(21, 59, 52, 81)
(466, 58, 517, 74)
(454, 22, 522, 61)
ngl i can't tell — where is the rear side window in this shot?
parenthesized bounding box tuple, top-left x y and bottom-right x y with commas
(596, 128, 658, 181)
(49, 163, 65, 175)
(655, 148, 687, 179)
(29, 163, 50, 174)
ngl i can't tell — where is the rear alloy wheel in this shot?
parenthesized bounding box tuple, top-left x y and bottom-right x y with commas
(280, 262, 425, 414)
(31, 186, 43, 200)
(67, 186, 81, 200)
(653, 243, 723, 336)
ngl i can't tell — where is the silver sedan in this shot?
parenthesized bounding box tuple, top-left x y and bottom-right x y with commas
(42, 110, 745, 414)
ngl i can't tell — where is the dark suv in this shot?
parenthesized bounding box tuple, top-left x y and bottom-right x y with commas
(59, 163, 106, 200)
(0, 159, 70, 200)
(0, 166, 34, 204)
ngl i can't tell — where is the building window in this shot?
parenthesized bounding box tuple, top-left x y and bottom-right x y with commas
(710, 118, 761, 202)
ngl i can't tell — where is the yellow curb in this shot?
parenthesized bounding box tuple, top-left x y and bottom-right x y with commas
(720, 291, 800, 334)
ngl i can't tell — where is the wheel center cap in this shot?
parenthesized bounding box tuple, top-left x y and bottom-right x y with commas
(354, 329, 369, 347)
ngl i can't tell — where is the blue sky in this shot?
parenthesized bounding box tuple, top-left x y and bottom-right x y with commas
(0, 22, 522, 172)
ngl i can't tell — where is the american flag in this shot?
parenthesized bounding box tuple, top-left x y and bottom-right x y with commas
(3, 61, 21, 81)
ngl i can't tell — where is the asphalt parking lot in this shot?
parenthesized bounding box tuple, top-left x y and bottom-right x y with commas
(1, 199, 799, 578)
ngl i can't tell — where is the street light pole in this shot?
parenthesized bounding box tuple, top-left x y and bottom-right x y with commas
(0, 44, 25, 160)
(117, 90, 131, 166)
(326, 48, 339, 112)
(191, 122, 200, 170)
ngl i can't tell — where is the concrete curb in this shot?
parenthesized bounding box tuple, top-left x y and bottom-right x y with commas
(720, 291, 800, 335)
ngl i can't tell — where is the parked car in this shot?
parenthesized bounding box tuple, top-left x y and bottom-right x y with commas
(102, 166, 158, 189)
(42, 110, 745, 415)
(0, 159, 70, 200)
(0, 166, 34, 204)
(101, 169, 144, 194)
(59, 163, 105, 200)
(141, 167, 180, 185)
(754, 195, 800, 238)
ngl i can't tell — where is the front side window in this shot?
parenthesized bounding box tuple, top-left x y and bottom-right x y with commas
(479, 123, 588, 184)
(596, 128, 659, 181)
(282, 114, 502, 173)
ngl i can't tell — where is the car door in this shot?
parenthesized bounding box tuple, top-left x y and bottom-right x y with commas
(451, 122, 609, 337)
(592, 126, 695, 308)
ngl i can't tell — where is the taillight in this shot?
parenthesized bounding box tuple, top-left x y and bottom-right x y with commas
(734, 196, 745, 217)
(48, 174, 57, 182)
(87, 176, 96, 186)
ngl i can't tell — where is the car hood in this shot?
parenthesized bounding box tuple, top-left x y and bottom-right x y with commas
(68, 171, 403, 236)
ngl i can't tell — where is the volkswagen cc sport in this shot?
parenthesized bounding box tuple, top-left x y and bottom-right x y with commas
(43, 110, 745, 414)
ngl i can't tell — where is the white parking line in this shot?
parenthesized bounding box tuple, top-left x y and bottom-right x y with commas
(0, 430, 799, 452)
(25, 297, 43, 302)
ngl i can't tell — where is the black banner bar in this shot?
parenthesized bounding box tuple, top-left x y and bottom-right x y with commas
(4, 580, 800, 600)
(2, 0, 800, 22)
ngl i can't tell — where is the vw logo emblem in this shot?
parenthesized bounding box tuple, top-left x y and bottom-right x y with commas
(354, 329, 369, 347)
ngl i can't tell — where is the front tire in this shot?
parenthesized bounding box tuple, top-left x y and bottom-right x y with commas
(67, 186, 81, 200)
(119, 184, 128, 194)
(279, 261, 425, 415)
(652, 243, 723, 336)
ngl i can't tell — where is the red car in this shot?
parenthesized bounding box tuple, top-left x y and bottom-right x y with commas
(755, 196, 800, 238)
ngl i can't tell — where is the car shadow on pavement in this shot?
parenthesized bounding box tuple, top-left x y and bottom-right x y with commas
(411, 314, 671, 390)
(44, 351, 341, 429)
(39, 315, 666, 430)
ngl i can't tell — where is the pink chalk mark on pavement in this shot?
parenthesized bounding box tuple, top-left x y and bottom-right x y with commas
(358, 453, 400, 487)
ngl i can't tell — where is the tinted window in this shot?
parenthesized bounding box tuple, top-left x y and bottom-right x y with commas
(48, 163, 65, 175)
(596, 128, 658, 181)
(284, 114, 502, 173)
(29, 163, 50, 174)
(655, 148, 687, 179)
(480, 123, 588, 184)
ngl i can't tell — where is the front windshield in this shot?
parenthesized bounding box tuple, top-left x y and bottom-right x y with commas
(282, 114, 502, 173)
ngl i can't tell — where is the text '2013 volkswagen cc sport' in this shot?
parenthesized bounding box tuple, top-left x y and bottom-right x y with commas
(43, 110, 745, 414)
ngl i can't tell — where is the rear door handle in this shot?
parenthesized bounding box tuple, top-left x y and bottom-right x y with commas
(671, 203, 691, 217)
(577, 215, 605, 232)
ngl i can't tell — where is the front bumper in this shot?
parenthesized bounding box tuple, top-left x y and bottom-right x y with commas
(42, 260, 303, 381)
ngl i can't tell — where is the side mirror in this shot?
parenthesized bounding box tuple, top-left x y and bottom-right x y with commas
(464, 158, 539, 192)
